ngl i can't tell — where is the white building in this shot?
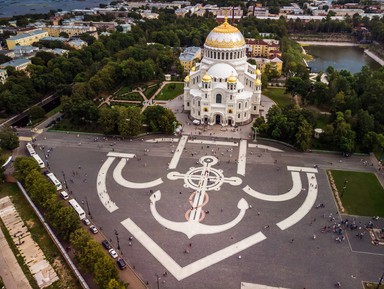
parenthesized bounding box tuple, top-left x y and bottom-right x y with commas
(183, 18, 262, 126)
(0, 69, 8, 84)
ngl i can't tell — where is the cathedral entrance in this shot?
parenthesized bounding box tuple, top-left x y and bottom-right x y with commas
(215, 115, 221, 124)
(228, 119, 233, 126)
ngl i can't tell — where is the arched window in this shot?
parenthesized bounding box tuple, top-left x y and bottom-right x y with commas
(216, 94, 222, 104)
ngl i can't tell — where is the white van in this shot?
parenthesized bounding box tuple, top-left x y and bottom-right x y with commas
(60, 191, 69, 200)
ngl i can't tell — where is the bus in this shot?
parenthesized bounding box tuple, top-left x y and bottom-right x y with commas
(26, 142, 36, 156)
(68, 199, 86, 220)
(32, 154, 45, 169)
(46, 172, 62, 191)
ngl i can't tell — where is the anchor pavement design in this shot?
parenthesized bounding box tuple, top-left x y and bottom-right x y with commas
(96, 138, 319, 280)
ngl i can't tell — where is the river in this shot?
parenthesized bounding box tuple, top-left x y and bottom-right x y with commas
(0, 0, 108, 18)
(305, 45, 381, 74)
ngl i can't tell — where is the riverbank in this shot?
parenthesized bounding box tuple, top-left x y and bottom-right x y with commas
(298, 41, 359, 46)
(364, 49, 384, 66)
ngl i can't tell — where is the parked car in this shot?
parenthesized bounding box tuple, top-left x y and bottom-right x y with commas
(109, 248, 118, 259)
(89, 225, 98, 234)
(102, 240, 112, 250)
(82, 218, 91, 226)
(117, 258, 127, 270)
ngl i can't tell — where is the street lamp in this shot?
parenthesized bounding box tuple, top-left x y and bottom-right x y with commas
(155, 273, 160, 289)
(85, 196, 92, 218)
(114, 229, 120, 251)
(252, 126, 258, 142)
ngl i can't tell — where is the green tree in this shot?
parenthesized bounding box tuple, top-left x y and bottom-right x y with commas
(294, 119, 313, 151)
(13, 156, 40, 183)
(98, 107, 118, 134)
(70, 228, 92, 256)
(106, 279, 126, 289)
(0, 126, 19, 150)
(29, 105, 46, 121)
(94, 255, 119, 288)
(117, 106, 142, 137)
(51, 206, 80, 240)
(77, 240, 105, 273)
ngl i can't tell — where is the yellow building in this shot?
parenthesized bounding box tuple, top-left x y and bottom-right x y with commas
(43, 25, 97, 37)
(254, 57, 283, 75)
(179, 46, 202, 72)
(6, 30, 48, 50)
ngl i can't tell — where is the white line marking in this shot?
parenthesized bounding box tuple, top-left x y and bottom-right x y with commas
(146, 138, 179, 143)
(287, 166, 318, 173)
(243, 171, 301, 201)
(277, 173, 318, 230)
(240, 282, 290, 289)
(168, 135, 188, 169)
(188, 139, 239, 146)
(113, 158, 163, 189)
(107, 152, 136, 158)
(248, 144, 284, 152)
(237, 140, 247, 176)
(121, 218, 266, 281)
(97, 157, 118, 213)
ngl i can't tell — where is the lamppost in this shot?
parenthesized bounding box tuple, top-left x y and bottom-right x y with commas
(252, 126, 258, 142)
(155, 273, 160, 289)
(85, 196, 92, 219)
(114, 229, 120, 251)
(376, 272, 384, 289)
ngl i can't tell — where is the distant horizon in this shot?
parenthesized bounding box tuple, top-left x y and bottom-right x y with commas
(0, 0, 108, 18)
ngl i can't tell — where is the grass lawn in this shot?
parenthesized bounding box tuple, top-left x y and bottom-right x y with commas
(262, 87, 293, 107)
(155, 83, 184, 100)
(115, 86, 133, 97)
(144, 84, 160, 98)
(110, 102, 143, 108)
(0, 183, 81, 289)
(315, 114, 331, 129)
(114, 92, 143, 101)
(330, 170, 384, 216)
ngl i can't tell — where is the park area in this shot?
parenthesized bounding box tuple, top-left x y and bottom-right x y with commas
(331, 170, 384, 216)
(262, 87, 293, 107)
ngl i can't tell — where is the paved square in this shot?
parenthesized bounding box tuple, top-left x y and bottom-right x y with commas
(33, 132, 384, 289)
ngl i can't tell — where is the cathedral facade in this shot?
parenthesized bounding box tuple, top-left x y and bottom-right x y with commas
(183, 18, 262, 126)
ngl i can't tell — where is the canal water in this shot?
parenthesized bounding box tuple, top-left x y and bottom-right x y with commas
(305, 45, 381, 74)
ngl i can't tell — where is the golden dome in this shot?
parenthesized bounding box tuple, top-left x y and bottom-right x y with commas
(227, 74, 237, 83)
(254, 78, 262, 86)
(191, 66, 196, 72)
(202, 72, 212, 82)
(255, 69, 261, 76)
(184, 75, 190, 82)
(204, 17, 246, 49)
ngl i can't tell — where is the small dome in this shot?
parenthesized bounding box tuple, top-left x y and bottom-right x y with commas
(184, 75, 190, 82)
(255, 69, 261, 76)
(227, 74, 237, 83)
(202, 72, 212, 82)
(254, 78, 262, 86)
(191, 66, 196, 72)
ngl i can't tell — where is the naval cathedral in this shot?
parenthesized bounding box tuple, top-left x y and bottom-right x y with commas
(183, 18, 262, 126)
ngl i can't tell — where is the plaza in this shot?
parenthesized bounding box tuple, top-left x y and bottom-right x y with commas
(30, 131, 384, 289)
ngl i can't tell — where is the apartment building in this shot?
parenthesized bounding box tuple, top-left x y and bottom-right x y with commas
(6, 30, 49, 49)
(43, 25, 97, 37)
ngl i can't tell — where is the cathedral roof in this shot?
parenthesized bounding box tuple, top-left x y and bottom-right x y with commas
(204, 17, 246, 49)
(207, 63, 237, 79)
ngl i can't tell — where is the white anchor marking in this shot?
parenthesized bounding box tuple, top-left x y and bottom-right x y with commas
(150, 191, 249, 239)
